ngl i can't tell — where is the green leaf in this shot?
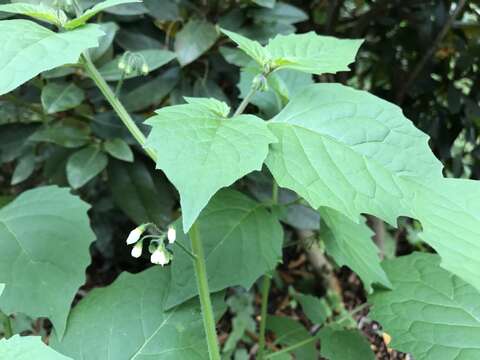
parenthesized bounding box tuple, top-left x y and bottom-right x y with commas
(41, 82, 85, 114)
(223, 292, 255, 353)
(121, 67, 179, 112)
(166, 189, 283, 308)
(0, 3, 67, 26)
(252, 0, 276, 8)
(0, 186, 95, 338)
(145, 98, 277, 232)
(0, 124, 37, 163)
(0, 20, 104, 96)
(64, 0, 141, 29)
(66, 146, 108, 189)
(266, 315, 317, 359)
(318, 326, 375, 360)
(107, 159, 175, 226)
(98, 49, 176, 81)
(0, 335, 73, 360)
(320, 207, 391, 292)
(296, 292, 331, 325)
(103, 138, 133, 162)
(369, 253, 480, 360)
(174, 19, 219, 66)
(0, 283, 4, 296)
(51, 267, 225, 360)
(11, 150, 35, 185)
(30, 121, 90, 148)
(222, 30, 363, 75)
(266, 83, 442, 225)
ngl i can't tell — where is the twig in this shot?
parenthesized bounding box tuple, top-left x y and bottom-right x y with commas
(396, 0, 469, 104)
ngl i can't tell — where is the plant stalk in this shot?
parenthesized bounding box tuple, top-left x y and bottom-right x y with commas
(81, 54, 158, 162)
(257, 180, 279, 358)
(0, 311, 13, 338)
(257, 275, 271, 359)
(83, 53, 220, 359)
(189, 223, 221, 360)
(233, 86, 257, 117)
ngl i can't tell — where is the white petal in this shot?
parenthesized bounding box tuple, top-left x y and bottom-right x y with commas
(126, 228, 142, 245)
(167, 227, 176, 244)
(131, 246, 142, 258)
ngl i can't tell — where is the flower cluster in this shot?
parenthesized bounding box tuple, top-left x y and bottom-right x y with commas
(118, 51, 149, 76)
(125, 223, 177, 266)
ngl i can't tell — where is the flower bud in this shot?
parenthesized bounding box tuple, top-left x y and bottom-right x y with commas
(141, 63, 149, 75)
(167, 226, 176, 244)
(131, 241, 143, 258)
(118, 60, 126, 70)
(151, 246, 170, 266)
(126, 225, 145, 245)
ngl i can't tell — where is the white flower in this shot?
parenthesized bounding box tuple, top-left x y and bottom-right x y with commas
(126, 226, 145, 245)
(131, 242, 143, 258)
(151, 248, 170, 266)
(167, 226, 176, 244)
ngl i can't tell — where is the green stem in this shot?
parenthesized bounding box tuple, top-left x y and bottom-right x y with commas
(81, 54, 158, 162)
(0, 311, 13, 339)
(114, 71, 126, 98)
(257, 275, 271, 359)
(233, 86, 257, 117)
(257, 180, 279, 358)
(189, 223, 221, 360)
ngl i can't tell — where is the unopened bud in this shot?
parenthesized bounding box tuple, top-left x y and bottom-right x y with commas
(141, 63, 149, 75)
(126, 225, 145, 245)
(131, 241, 143, 258)
(167, 226, 176, 244)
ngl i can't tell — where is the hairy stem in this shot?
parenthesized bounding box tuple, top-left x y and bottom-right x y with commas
(0, 311, 13, 339)
(189, 223, 221, 360)
(83, 53, 220, 359)
(81, 54, 158, 162)
(257, 275, 272, 359)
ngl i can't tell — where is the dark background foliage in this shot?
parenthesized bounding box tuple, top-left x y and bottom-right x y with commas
(0, 0, 478, 357)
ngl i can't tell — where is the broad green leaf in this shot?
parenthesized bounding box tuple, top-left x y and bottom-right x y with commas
(0, 283, 4, 296)
(0, 20, 104, 96)
(0, 335, 73, 360)
(166, 189, 283, 308)
(107, 159, 175, 226)
(266, 83, 442, 225)
(253, 2, 307, 25)
(296, 292, 331, 325)
(51, 267, 225, 360)
(266, 316, 316, 359)
(41, 82, 85, 114)
(0, 186, 95, 338)
(64, 0, 141, 29)
(145, 98, 277, 232)
(66, 146, 108, 189)
(318, 326, 375, 360)
(174, 19, 219, 66)
(98, 49, 176, 81)
(320, 207, 391, 292)
(265, 83, 480, 290)
(0, 3, 67, 26)
(369, 253, 480, 360)
(223, 292, 255, 353)
(143, 0, 180, 21)
(104, 138, 133, 162)
(30, 121, 90, 148)
(222, 29, 363, 75)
